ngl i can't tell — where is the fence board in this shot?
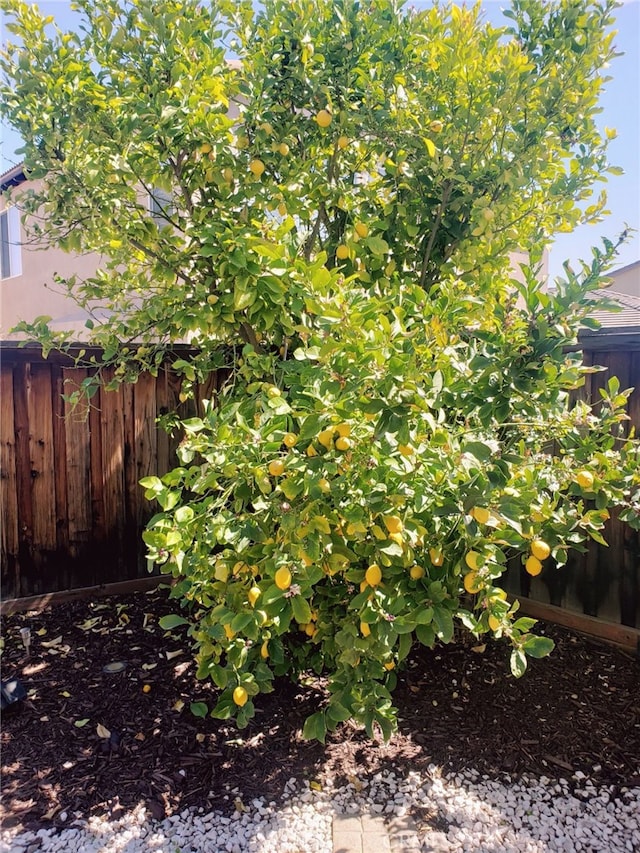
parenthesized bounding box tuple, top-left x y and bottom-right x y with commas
(1, 342, 637, 618)
(0, 365, 18, 594)
(63, 369, 92, 557)
(51, 365, 69, 562)
(100, 378, 126, 572)
(27, 364, 57, 552)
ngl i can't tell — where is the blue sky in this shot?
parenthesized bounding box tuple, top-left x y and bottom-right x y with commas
(1, 0, 638, 281)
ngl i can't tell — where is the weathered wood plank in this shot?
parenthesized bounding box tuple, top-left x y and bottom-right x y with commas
(134, 372, 158, 565)
(89, 384, 106, 549)
(12, 362, 33, 596)
(99, 374, 126, 570)
(0, 364, 19, 595)
(63, 369, 92, 558)
(0, 574, 166, 616)
(155, 365, 170, 477)
(511, 595, 640, 652)
(51, 364, 69, 569)
(27, 363, 57, 553)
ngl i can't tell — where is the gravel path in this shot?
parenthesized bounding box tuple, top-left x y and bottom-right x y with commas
(2, 768, 638, 853)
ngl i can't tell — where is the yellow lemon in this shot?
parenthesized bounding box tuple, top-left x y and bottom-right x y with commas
(275, 567, 292, 590)
(365, 564, 382, 587)
(266, 385, 281, 398)
(335, 436, 351, 451)
(576, 470, 594, 490)
(530, 539, 551, 561)
(336, 423, 351, 437)
(278, 142, 290, 156)
(429, 548, 444, 567)
(463, 571, 483, 594)
(489, 587, 507, 601)
(248, 586, 261, 607)
(471, 507, 491, 525)
(268, 459, 285, 476)
(318, 428, 335, 449)
(233, 686, 248, 707)
(222, 167, 234, 183)
(409, 565, 425, 580)
(283, 433, 297, 448)
(430, 120, 443, 133)
(249, 158, 265, 177)
(304, 623, 316, 637)
(336, 244, 350, 260)
(337, 135, 349, 149)
(354, 221, 369, 238)
(525, 555, 543, 576)
(465, 551, 481, 570)
(315, 109, 332, 127)
(488, 614, 501, 632)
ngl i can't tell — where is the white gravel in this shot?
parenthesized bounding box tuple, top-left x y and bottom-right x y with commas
(2, 768, 639, 853)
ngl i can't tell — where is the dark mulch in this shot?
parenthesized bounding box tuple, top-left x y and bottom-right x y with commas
(1, 587, 639, 835)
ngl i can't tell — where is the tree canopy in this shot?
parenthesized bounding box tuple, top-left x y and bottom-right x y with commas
(2, 0, 638, 740)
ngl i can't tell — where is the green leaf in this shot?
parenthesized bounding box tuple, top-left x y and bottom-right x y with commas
(140, 476, 163, 492)
(158, 614, 189, 630)
(510, 648, 528, 678)
(190, 701, 209, 718)
(291, 595, 312, 625)
(522, 635, 555, 659)
(432, 605, 454, 643)
(302, 711, 327, 744)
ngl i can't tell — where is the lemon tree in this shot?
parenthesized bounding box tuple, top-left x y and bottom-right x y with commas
(3, 0, 639, 742)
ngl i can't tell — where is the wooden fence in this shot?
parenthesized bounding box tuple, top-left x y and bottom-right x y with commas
(0, 345, 219, 599)
(503, 345, 640, 637)
(1, 341, 639, 639)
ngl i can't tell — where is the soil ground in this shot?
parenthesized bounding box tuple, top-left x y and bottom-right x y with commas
(1, 587, 639, 835)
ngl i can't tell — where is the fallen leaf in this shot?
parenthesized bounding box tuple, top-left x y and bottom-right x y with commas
(134, 732, 146, 741)
(172, 699, 185, 712)
(195, 733, 205, 743)
(41, 635, 63, 648)
(96, 724, 111, 739)
(74, 719, 90, 728)
(471, 644, 487, 654)
(118, 613, 130, 625)
(42, 806, 61, 820)
(142, 663, 157, 671)
(59, 691, 71, 698)
(309, 781, 322, 791)
(233, 797, 247, 813)
(165, 649, 183, 660)
(77, 617, 102, 631)
(36, 628, 47, 637)
(347, 775, 363, 792)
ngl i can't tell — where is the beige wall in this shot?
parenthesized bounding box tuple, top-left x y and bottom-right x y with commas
(609, 260, 639, 297)
(1, 180, 103, 339)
